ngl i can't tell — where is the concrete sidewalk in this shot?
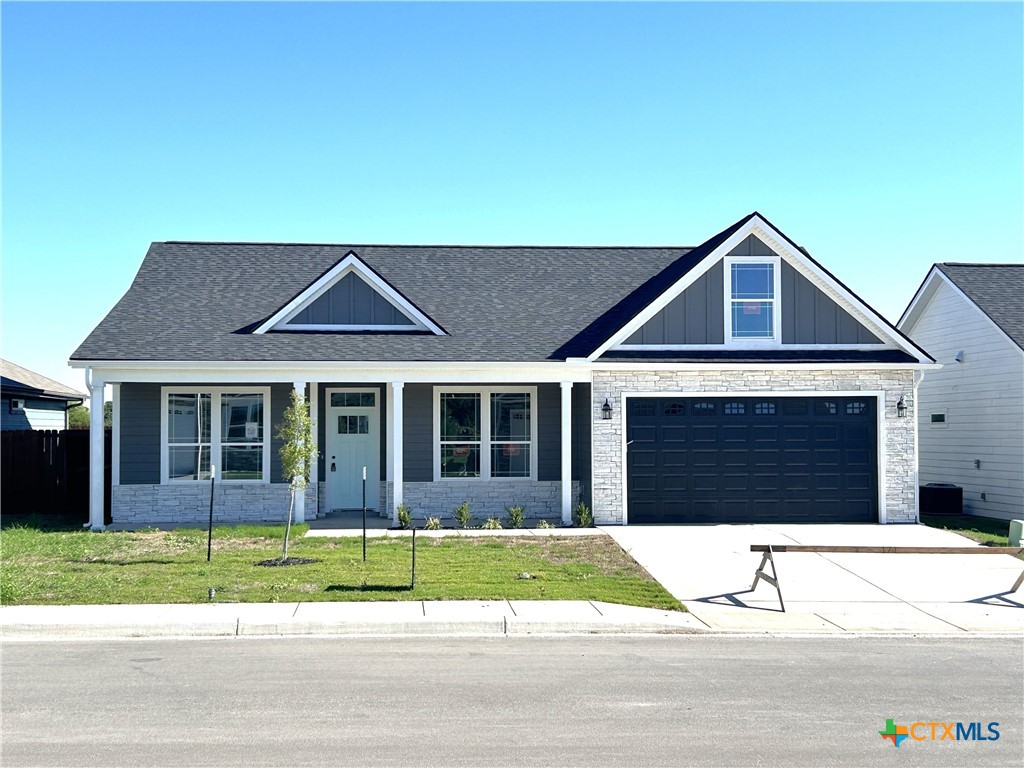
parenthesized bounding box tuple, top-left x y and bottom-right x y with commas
(0, 600, 708, 640)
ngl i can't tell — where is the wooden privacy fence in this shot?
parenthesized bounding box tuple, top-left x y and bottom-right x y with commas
(0, 429, 110, 524)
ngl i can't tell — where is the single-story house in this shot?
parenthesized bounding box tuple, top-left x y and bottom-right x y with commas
(71, 213, 936, 530)
(898, 263, 1024, 520)
(1, 359, 85, 431)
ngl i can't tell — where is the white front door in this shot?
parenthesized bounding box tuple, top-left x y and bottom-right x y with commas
(326, 389, 380, 511)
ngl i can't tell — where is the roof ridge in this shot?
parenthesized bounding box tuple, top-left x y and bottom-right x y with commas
(158, 241, 696, 250)
(938, 262, 1024, 267)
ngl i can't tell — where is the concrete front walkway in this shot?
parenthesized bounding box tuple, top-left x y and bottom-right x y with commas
(601, 523, 1024, 633)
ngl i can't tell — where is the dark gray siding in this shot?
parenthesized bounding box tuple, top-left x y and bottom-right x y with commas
(119, 383, 161, 484)
(625, 263, 724, 344)
(727, 234, 777, 258)
(781, 262, 883, 344)
(571, 383, 592, 506)
(269, 383, 292, 483)
(403, 384, 433, 482)
(289, 273, 414, 326)
(316, 383, 387, 482)
(536, 384, 560, 482)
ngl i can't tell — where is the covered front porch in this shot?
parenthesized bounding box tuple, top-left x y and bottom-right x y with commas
(89, 365, 592, 530)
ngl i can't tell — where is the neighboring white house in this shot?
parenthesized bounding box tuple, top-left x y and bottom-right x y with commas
(899, 263, 1024, 521)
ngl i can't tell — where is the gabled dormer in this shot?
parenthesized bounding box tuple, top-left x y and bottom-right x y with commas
(589, 213, 931, 362)
(253, 251, 445, 335)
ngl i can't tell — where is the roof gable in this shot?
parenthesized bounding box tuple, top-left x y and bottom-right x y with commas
(899, 263, 1024, 352)
(585, 213, 930, 362)
(254, 252, 445, 335)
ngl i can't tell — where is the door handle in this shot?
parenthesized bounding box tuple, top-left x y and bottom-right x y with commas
(331, 462, 336, 472)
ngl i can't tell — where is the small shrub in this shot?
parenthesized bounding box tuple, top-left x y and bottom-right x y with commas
(397, 504, 412, 530)
(453, 501, 473, 528)
(505, 505, 525, 529)
(573, 502, 593, 528)
(482, 518, 502, 530)
(536, 519, 553, 529)
(424, 517, 442, 530)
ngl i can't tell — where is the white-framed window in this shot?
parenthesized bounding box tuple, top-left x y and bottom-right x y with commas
(929, 411, 948, 427)
(161, 387, 271, 483)
(724, 255, 781, 345)
(433, 386, 537, 481)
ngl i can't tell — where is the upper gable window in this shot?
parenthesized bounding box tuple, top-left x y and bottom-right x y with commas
(725, 256, 781, 344)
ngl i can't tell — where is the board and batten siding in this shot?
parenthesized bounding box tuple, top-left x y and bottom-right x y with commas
(904, 279, 1024, 520)
(623, 236, 884, 347)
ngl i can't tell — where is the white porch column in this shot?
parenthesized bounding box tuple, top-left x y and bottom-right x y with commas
(388, 381, 405, 525)
(560, 382, 573, 526)
(87, 370, 106, 530)
(110, 383, 121, 487)
(309, 383, 319, 520)
(293, 380, 307, 524)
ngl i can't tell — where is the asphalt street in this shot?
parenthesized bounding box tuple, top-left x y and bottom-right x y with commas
(2, 636, 1021, 767)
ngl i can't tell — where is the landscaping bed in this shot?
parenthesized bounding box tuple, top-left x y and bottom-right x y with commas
(0, 523, 682, 610)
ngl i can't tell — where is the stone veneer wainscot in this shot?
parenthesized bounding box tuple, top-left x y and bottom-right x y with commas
(590, 369, 917, 525)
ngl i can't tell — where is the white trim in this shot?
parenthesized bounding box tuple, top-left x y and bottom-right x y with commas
(591, 215, 928, 362)
(280, 324, 421, 332)
(252, 253, 445, 335)
(88, 371, 106, 530)
(619, 390, 887, 525)
(432, 385, 539, 482)
(71, 361, 595, 384)
(111, 383, 121, 487)
(898, 267, 1024, 357)
(325, 387, 382, 511)
(309, 383, 319, 519)
(560, 382, 573, 525)
(160, 386, 272, 485)
(390, 382, 405, 523)
(613, 343, 890, 352)
(723, 255, 782, 347)
(73, 360, 933, 387)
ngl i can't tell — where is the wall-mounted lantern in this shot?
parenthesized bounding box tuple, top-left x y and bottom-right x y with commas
(601, 398, 613, 420)
(896, 395, 908, 418)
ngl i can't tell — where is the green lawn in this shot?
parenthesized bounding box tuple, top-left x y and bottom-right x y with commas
(0, 524, 682, 610)
(920, 514, 1022, 559)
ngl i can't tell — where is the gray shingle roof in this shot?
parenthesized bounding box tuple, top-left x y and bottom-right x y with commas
(71, 242, 696, 363)
(1, 359, 85, 400)
(937, 263, 1024, 349)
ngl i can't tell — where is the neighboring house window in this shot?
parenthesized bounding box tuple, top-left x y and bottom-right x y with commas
(724, 256, 781, 344)
(930, 412, 947, 425)
(162, 387, 270, 483)
(435, 387, 536, 480)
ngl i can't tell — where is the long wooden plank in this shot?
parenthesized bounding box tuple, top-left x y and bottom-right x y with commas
(750, 545, 1024, 555)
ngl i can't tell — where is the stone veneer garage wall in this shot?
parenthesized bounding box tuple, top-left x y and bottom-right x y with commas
(590, 369, 917, 525)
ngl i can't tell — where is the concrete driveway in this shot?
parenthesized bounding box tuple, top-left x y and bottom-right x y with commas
(602, 523, 1024, 633)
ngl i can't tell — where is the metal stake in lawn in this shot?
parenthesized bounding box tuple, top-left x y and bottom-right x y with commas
(206, 465, 216, 562)
(362, 465, 367, 562)
(411, 528, 416, 588)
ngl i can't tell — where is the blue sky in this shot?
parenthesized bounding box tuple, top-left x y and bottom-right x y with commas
(3, 1, 1022, 395)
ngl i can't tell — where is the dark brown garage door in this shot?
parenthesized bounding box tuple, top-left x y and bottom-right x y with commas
(626, 396, 877, 524)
